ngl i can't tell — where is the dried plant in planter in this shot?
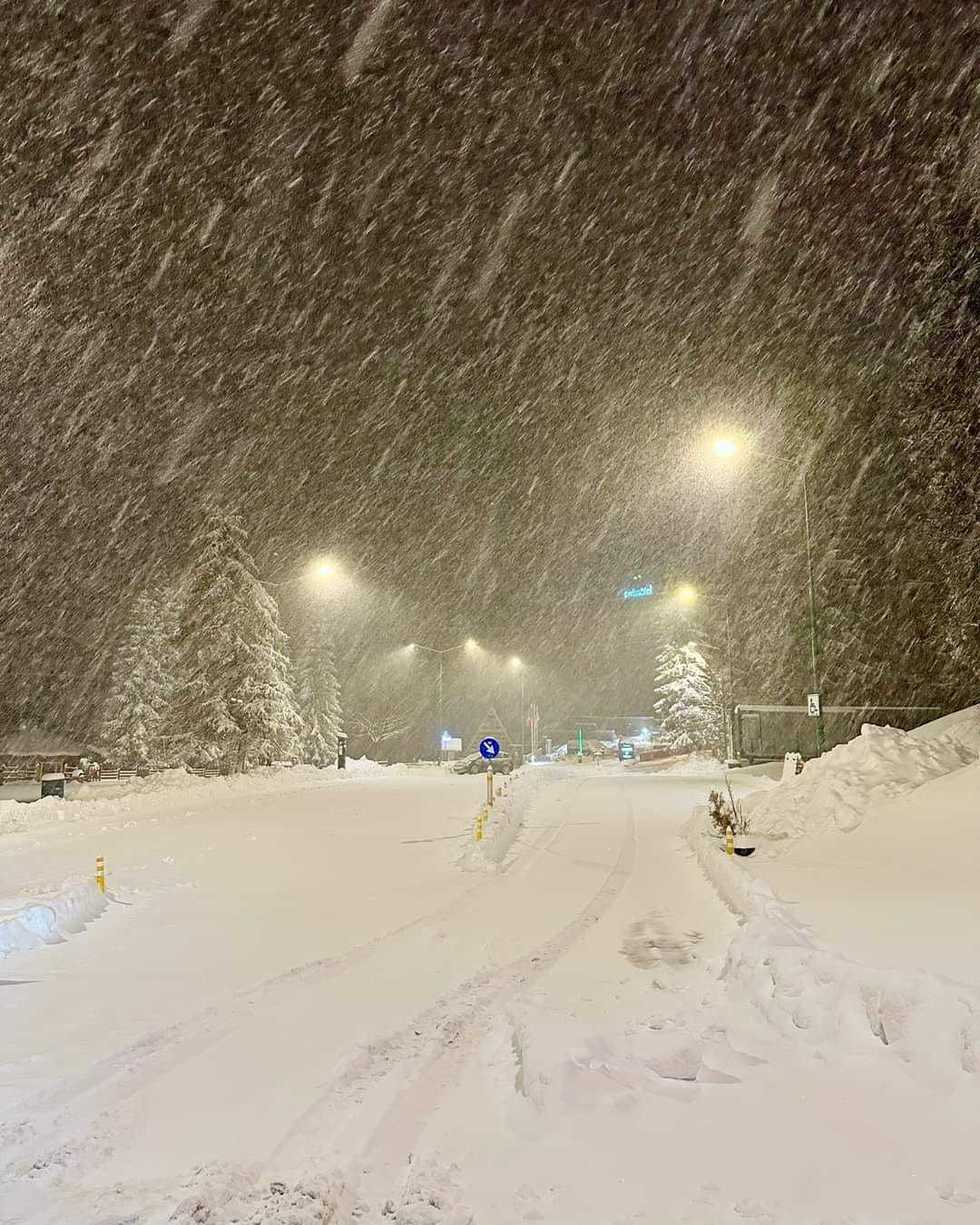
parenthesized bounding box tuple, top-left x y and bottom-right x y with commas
(707, 781, 750, 836)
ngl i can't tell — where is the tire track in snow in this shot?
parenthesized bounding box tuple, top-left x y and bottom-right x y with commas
(267, 790, 638, 1216)
(1, 780, 578, 1200)
(0, 873, 491, 1190)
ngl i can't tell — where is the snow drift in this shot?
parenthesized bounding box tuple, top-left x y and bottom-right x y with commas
(688, 817, 980, 1086)
(459, 764, 579, 868)
(0, 880, 107, 959)
(742, 705, 980, 839)
(0, 763, 383, 839)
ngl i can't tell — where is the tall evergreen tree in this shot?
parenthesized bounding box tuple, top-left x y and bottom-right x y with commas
(101, 590, 178, 766)
(168, 509, 302, 769)
(653, 640, 725, 755)
(293, 605, 343, 765)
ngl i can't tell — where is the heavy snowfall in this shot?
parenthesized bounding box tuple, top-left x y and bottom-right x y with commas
(1, 2, 978, 1223)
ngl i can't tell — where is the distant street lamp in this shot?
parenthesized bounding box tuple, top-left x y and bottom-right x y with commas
(710, 435, 825, 755)
(402, 639, 481, 760)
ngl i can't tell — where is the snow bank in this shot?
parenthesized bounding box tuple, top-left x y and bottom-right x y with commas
(0, 764, 370, 839)
(687, 820, 980, 1085)
(656, 753, 726, 776)
(0, 880, 107, 960)
(742, 708, 980, 839)
(908, 702, 980, 750)
(459, 766, 578, 869)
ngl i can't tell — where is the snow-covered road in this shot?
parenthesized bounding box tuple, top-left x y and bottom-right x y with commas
(2, 767, 978, 1224)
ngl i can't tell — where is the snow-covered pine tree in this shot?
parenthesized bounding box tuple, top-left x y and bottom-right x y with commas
(101, 590, 178, 766)
(168, 509, 302, 769)
(652, 640, 725, 756)
(293, 605, 343, 765)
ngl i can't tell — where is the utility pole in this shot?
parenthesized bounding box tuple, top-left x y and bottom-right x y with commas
(437, 656, 444, 762)
(520, 669, 526, 758)
(801, 470, 824, 755)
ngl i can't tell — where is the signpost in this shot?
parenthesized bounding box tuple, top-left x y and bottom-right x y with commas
(479, 737, 501, 760)
(806, 693, 822, 718)
(440, 733, 462, 753)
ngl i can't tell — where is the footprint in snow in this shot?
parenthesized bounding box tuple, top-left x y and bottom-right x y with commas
(621, 911, 702, 969)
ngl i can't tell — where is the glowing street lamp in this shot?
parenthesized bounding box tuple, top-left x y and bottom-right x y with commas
(674, 584, 699, 606)
(712, 436, 740, 460)
(265, 555, 346, 592)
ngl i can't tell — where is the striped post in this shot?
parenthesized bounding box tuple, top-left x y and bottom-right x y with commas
(486, 766, 494, 808)
(475, 806, 485, 841)
(96, 856, 106, 893)
(725, 826, 734, 856)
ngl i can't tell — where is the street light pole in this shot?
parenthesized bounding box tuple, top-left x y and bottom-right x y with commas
(709, 436, 826, 757)
(520, 670, 526, 757)
(438, 656, 444, 760)
(403, 639, 479, 762)
(801, 470, 825, 755)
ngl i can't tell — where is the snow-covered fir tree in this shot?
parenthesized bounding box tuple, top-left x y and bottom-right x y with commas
(101, 590, 178, 766)
(293, 605, 343, 765)
(652, 640, 725, 755)
(168, 509, 302, 769)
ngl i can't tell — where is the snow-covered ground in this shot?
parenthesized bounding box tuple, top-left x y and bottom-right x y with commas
(735, 704, 980, 983)
(2, 739, 979, 1224)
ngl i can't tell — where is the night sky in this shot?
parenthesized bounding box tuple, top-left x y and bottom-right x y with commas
(2, 0, 976, 728)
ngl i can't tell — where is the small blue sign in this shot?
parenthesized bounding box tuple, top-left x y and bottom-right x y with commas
(479, 737, 501, 760)
(622, 583, 654, 601)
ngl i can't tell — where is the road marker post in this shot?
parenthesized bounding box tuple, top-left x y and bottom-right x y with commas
(725, 826, 734, 856)
(486, 765, 494, 807)
(475, 806, 486, 841)
(96, 855, 106, 892)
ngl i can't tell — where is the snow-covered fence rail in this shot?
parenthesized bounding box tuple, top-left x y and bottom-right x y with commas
(1, 767, 38, 783)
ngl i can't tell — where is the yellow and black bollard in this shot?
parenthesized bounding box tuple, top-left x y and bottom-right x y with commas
(475, 805, 486, 841)
(725, 826, 734, 856)
(95, 855, 106, 892)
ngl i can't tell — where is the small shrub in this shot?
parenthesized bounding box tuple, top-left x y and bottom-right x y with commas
(707, 781, 749, 835)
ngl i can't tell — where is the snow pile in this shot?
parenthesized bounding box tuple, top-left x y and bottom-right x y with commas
(742, 709, 980, 839)
(0, 764, 367, 839)
(689, 823, 980, 1085)
(459, 765, 578, 869)
(908, 702, 980, 752)
(657, 753, 725, 775)
(341, 755, 386, 775)
(0, 880, 107, 960)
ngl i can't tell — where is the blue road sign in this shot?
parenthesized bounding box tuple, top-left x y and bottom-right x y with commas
(479, 737, 501, 760)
